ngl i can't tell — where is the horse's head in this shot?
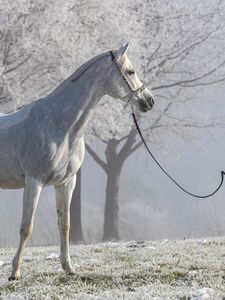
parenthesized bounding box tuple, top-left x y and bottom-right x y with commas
(106, 42, 154, 112)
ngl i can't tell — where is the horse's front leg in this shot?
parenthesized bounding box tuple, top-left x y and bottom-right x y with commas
(9, 177, 43, 281)
(55, 175, 76, 274)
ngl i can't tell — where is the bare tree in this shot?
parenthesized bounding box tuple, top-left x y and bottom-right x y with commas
(86, 0, 225, 241)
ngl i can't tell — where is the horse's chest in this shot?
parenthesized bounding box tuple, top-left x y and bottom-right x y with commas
(33, 137, 85, 185)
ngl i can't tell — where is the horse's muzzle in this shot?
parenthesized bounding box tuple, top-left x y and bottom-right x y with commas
(139, 96, 154, 112)
(148, 96, 154, 107)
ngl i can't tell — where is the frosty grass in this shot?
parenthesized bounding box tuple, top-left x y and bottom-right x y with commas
(0, 238, 225, 299)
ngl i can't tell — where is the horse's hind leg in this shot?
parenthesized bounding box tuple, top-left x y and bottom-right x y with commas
(9, 177, 43, 281)
(55, 175, 76, 274)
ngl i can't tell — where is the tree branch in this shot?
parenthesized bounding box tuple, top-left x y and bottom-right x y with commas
(85, 144, 107, 172)
(127, 102, 173, 156)
(4, 53, 33, 74)
(118, 128, 137, 161)
(180, 76, 225, 88)
(153, 121, 225, 129)
(89, 128, 108, 144)
(152, 59, 225, 90)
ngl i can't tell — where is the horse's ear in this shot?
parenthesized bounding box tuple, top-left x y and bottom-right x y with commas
(116, 42, 130, 59)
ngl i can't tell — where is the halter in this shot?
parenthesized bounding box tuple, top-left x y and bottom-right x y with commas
(109, 51, 145, 101)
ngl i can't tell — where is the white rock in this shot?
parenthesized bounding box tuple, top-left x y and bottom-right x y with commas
(188, 270, 198, 277)
(202, 239, 207, 245)
(24, 256, 32, 262)
(45, 253, 59, 260)
(162, 239, 168, 244)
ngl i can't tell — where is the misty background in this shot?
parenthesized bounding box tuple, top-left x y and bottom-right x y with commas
(1, 0, 225, 247)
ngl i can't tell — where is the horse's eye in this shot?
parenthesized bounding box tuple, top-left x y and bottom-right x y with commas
(127, 70, 135, 75)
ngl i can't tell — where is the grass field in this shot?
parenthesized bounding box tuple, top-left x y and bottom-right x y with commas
(0, 238, 225, 299)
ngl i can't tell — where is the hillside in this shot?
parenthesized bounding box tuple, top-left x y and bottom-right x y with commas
(0, 238, 225, 299)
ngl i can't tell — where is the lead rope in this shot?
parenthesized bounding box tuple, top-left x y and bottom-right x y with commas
(131, 108, 225, 198)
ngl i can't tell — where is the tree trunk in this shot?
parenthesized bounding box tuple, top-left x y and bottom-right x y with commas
(87, 133, 136, 242)
(70, 169, 83, 244)
(102, 139, 123, 241)
(102, 165, 122, 241)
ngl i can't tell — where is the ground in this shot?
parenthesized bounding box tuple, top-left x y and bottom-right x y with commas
(0, 238, 225, 299)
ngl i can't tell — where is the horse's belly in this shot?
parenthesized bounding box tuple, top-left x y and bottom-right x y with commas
(0, 166, 24, 189)
(0, 137, 24, 189)
(0, 130, 85, 188)
(0, 177, 24, 189)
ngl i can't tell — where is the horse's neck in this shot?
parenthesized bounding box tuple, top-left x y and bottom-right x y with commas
(46, 57, 107, 145)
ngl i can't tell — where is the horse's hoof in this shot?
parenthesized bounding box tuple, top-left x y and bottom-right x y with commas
(66, 269, 76, 275)
(8, 274, 21, 281)
(62, 262, 75, 275)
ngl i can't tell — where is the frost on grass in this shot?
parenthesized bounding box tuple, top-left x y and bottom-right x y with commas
(0, 238, 225, 299)
(0, 261, 4, 267)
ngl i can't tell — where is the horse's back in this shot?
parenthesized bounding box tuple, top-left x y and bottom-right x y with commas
(0, 106, 33, 189)
(0, 104, 32, 130)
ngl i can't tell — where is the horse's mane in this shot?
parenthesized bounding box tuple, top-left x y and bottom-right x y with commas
(70, 51, 109, 82)
(50, 51, 109, 96)
(0, 51, 111, 118)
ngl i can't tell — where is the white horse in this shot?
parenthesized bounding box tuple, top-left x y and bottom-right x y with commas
(0, 43, 154, 280)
